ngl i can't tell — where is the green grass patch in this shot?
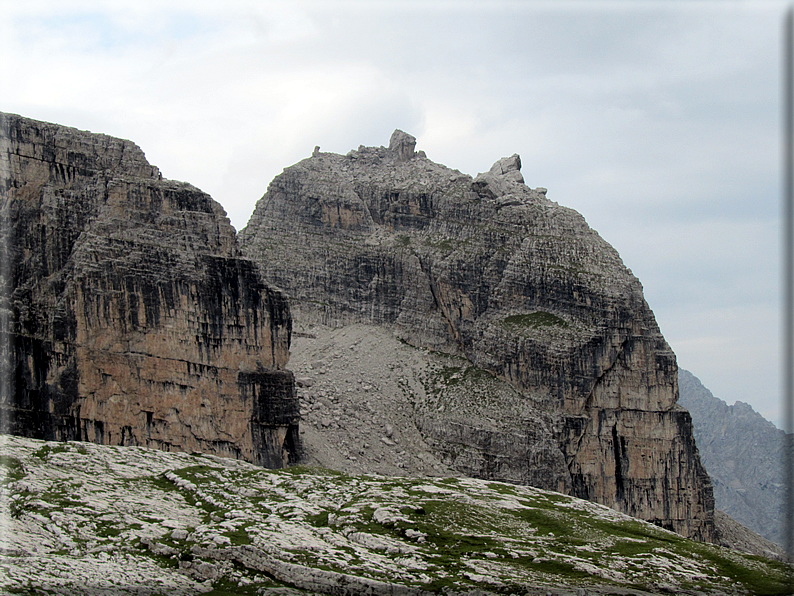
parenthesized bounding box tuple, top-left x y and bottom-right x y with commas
(597, 519, 683, 545)
(686, 545, 791, 595)
(607, 538, 651, 558)
(96, 523, 123, 539)
(148, 473, 180, 493)
(223, 522, 254, 546)
(536, 491, 570, 504)
(413, 499, 505, 544)
(306, 510, 330, 527)
(510, 507, 571, 537)
(0, 455, 25, 484)
(486, 482, 520, 496)
(40, 486, 84, 510)
(423, 237, 464, 252)
(172, 464, 225, 480)
(32, 443, 71, 459)
(524, 558, 593, 580)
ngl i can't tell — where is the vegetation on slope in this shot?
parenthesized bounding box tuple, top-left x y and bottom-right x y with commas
(1, 435, 790, 595)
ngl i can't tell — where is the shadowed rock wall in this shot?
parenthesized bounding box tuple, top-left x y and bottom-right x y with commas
(0, 112, 299, 467)
(240, 131, 714, 540)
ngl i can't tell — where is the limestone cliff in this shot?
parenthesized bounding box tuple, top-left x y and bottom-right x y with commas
(0, 112, 300, 467)
(240, 130, 715, 541)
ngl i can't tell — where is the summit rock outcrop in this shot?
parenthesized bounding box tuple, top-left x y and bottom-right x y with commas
(240, 132, 715, 541)
(0, 112, 300, 467)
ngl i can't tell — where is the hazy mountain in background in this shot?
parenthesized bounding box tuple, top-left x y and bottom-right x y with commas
(678, 369, 786, 547)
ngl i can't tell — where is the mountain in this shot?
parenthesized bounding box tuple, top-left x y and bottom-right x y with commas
(239, 130, 714, 541)
(1, 114, 717, 546)
(678, 368, 787, 547)
(2, 434, 788, 596)
(0, 112, 300, 467)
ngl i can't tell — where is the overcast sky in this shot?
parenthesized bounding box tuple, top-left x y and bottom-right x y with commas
(1, 1, 787, 426)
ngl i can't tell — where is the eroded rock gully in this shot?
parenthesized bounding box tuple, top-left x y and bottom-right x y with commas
(240, 130, 715, 541)
(0, 112, 299, 467)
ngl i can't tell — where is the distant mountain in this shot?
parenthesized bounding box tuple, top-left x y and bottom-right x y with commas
(678, 369, 786, 547)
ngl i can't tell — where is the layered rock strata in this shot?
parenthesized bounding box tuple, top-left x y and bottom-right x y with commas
(240, 130, 715, 540)
(0, 112, 299, 467)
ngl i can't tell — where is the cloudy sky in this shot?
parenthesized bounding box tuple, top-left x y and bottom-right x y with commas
(1, 1, 787, 426)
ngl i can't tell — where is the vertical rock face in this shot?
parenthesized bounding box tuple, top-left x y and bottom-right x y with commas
(0, 112, 299, 468)
(240, 134, 715, 541)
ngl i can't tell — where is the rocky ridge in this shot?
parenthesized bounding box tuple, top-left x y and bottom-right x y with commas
(1, 434, 788, 596)
(678, 369, 789, 548)
(0, 112, 300, 467)
(240, 130, 714, 541)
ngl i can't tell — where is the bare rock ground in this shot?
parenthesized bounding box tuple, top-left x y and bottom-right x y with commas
(2, 434, 787, 595)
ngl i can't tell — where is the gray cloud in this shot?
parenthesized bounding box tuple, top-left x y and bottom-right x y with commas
(0, 0, 785, 425)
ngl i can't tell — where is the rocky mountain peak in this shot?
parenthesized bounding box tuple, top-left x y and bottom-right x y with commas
(1, 112, 300, 467)
(387, 129, 417, 161)
(240, 136, 716, 542)
(2, 112, 719, 546)
(472, 153, 526, 198)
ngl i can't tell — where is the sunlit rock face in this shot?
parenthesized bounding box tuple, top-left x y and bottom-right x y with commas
(0, 112, 299, 468)
(240, 131, 715, 541)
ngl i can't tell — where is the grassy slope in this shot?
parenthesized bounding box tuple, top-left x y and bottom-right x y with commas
(1, 435, 790, 596)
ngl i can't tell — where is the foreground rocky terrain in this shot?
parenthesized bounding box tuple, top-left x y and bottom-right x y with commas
(1, 434, 788, 596)
(678, 370, 788, 547)
(0, 112, 299, 467)
(241, 131, 713, 540)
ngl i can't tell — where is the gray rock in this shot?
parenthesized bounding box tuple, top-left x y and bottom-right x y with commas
(296, 377, 314, 388)
(240, 132, 714, 541)
(171, 529, 189, 541)
(388, 129, 416, 162)
(197, 562, 218, 579)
